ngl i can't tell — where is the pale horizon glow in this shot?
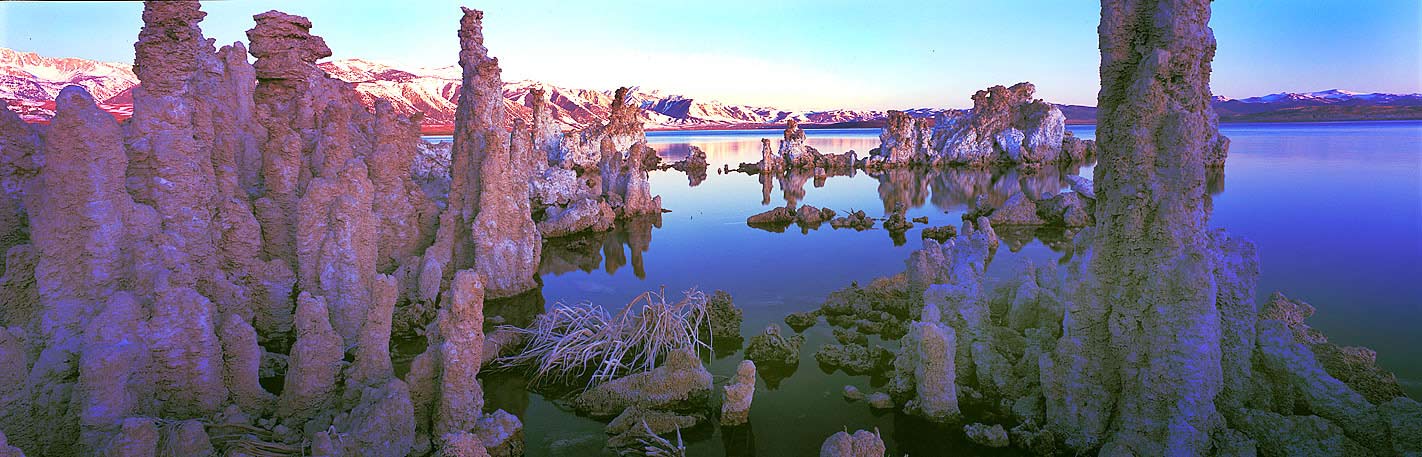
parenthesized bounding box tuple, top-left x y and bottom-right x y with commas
(1, 0, 1418, 112)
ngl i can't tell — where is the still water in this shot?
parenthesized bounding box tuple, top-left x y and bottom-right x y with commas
(475, 121, 1422, 455)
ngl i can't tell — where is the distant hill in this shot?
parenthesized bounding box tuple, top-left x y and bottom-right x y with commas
(1059, 90, 1422, 124)
(3, 47, 1417, 132)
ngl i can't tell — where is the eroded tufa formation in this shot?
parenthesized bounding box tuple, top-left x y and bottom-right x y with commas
(0, 3, 532, 456)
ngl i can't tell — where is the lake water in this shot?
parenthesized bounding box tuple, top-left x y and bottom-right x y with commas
(469, 121, 1422, 455)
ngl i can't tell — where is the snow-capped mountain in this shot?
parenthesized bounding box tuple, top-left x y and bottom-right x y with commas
(1209, 90, 1422, 122)
(0, 48, 139, 122)
(3, 47, 1418, 130)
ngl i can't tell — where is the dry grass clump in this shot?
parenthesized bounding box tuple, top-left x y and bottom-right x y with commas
(614, 421, 687, 457)
(496, 288, 710, 388)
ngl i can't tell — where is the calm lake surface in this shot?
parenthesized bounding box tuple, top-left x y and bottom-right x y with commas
(458, 121, 1422, 456)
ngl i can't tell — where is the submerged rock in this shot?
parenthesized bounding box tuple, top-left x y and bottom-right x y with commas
(572, 347, 713, 418)
(605, 406, 701, 449)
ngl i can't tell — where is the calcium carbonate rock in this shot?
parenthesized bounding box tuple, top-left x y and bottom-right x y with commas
(434, 269, 486, 437)
(819, 429, 886, 457)
(933, 83, 1065, 166)
(778, 119, 817, 168)
(873, 111, 931, 165)
(759, 138, 784, 173)
(218, 312, 275, 414)
(893, 302, 960, 422)
(370, 100, 439, 273)
(605, 406, 701, 449)
(474, 409, 525, 457)
(721, 360, 756, 426)
(1060, 132, 1096, 164)
(1035, 191, 1093, 227)
(572, 347, 713, 418)
(872, 83, 1071, 168)
(0, 3, 549, 455)
(279, 292, 342, 423)
(1255, 320, 1390, 454)
(745, 324, 804, 367)
(963, 423, 1010, 448)
(426, 8, 542, 300)
(1041, 1, 1247, 454)
(1066, 175, 1094, 199)
(988, 193, 1043, 226)
(537, 197, 614, 238)
(0, 108, 37, 281)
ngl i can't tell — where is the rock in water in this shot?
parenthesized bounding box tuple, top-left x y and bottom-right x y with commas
(818, 429, 886, 457)
(870, 83, 1069, 167)
(759, 138, 784, 173)
(572, 347, 713, 418)
(874, 111, 931, 164)
(721, 360, 756, 426)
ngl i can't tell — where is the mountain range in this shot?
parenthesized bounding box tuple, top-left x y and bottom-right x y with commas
(3, 47, 1419, 133)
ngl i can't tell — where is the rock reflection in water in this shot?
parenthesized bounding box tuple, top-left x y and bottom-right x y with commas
(721, 423, 757, 457)
(539, 213, 662, 279)
(772, 167, 858, 208)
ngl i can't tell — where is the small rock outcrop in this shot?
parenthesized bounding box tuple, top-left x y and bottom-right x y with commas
(720, 360, 756, 426)
(745, 324, 804, 367)
(869, 83, 1091, 168)
(571, 347, 713, 418)
(819, 429, 886, 457)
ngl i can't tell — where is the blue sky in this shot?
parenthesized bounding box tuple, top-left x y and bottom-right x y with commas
(2, 0, 1418, 111)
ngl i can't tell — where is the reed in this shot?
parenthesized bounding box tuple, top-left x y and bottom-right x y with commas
(496, 287, 710, 389)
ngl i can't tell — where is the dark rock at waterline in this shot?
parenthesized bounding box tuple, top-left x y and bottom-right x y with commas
(784, 310, 819, 332)
(814, 343, 895, 376)
(605, 405, 704, 449)
(701, 290, 745, 348)
(820, 275, 921, 338)
(571, 348, 713, 418)
(833, 327, 869, 346)
(921, 225, 957, 243)
(745, 324, 803, 368)
(830, 210, 875, 230)
(747, 205, 796, 226)
(884, 212, 913, 233)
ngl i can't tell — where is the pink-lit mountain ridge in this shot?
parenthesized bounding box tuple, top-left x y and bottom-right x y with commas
(3, 47, 1418, 131)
